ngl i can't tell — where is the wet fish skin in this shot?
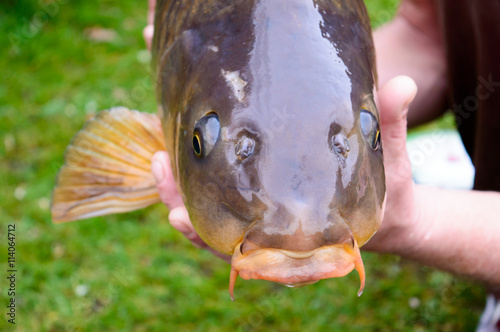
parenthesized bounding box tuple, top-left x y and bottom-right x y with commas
(153, 0, 384, 256)
(51, 0, 385, 296)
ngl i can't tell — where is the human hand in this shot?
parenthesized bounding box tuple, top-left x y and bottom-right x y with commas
(362, 76, 421, 254)
(365, 77, 500, 286)
(151, 152, 231, 263)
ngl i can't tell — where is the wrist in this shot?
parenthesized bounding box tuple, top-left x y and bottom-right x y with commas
(392, 184, 437, 257)
(363, 184, 435, 256)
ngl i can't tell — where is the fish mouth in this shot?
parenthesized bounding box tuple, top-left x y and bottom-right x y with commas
(229, 242, 365, 300)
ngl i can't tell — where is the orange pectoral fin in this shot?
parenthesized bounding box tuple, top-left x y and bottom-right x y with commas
(51, 107, 166, 223)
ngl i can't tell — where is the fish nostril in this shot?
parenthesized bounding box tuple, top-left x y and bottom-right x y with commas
(331, 134, 350, 159)
(235, 135, 255, 161)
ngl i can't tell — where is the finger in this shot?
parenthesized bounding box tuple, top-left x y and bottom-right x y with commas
(151, 151, 184, 210)
(143, 24, 154, 50)
(170, 206, 231, 263)
(148, 0, 156, 25)
(377, 76, 417, 181)
(378, 75, 417, 153)
(169, 207, 205, 249)
(169, 206, 193, 234)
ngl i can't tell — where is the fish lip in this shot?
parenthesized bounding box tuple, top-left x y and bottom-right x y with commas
(280, 280, 319, 288)
(277, 248, 320, 259)
(229, 242, 366, 299)
(232, 244, 358, 283)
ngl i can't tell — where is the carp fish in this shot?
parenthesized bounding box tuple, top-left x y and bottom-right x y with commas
(51, 0, 386, 300)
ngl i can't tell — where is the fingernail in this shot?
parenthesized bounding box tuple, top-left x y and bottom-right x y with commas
(169, 207, 191, 233)
(402, 92, 417, 111)
(401, 77, 418, 110)
(169, 207, 187, 220)
(151, 160, 164, 183)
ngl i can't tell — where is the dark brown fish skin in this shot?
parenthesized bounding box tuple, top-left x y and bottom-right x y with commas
(153, 0, 385, 256)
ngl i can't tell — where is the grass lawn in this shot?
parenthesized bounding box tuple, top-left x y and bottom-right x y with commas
(0, 0, 485, 331)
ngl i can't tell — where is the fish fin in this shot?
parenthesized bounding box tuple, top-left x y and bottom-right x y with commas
(51, 107, 166, 223)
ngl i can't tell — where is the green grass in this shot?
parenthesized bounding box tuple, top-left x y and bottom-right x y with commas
(0, 1, 485, 331)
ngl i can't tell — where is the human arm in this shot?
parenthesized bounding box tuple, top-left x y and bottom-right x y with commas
(408, 186, 500, 286)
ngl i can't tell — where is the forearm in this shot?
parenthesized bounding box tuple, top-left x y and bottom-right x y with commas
(392, 185, 500, 286)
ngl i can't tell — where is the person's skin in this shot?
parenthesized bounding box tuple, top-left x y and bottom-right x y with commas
(145, 0, 500, 286)
(374, 0, 448, 127)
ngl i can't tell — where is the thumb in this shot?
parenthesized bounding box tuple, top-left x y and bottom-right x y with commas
(377, 76, 417, 180)
(378, 75, 417, 153)
(151, 151, 184, 210)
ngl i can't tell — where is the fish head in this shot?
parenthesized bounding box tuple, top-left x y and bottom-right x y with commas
(159, 0, 385, 292)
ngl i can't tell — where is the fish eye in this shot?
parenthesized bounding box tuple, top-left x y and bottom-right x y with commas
(193, 132, 202, 157)
(192, 113, 220, 158)
(360, 108, 380, 151)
